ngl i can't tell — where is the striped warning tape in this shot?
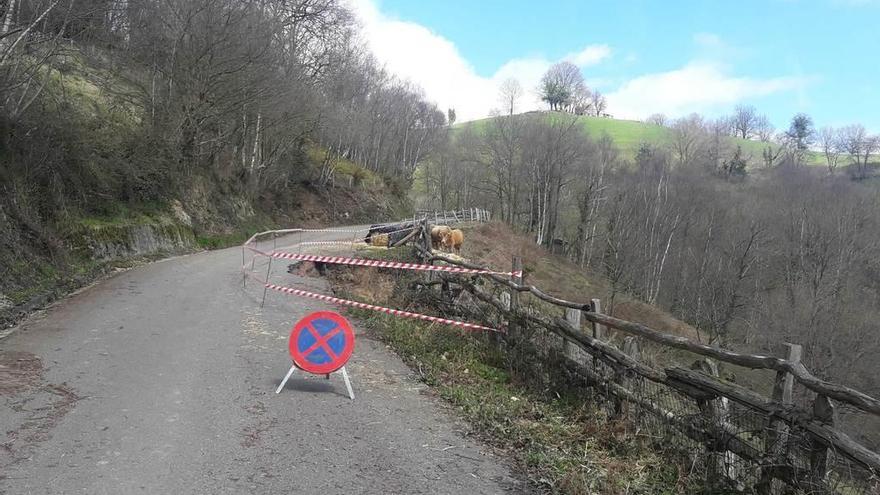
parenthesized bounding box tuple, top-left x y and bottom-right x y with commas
(262, 281, 503, 333)
(297, 227, 370, 233)
(250, 248, 523, 278)
(294, 240, 369, 247)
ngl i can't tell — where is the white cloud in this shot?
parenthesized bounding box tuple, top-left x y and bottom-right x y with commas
(346, 0, 610, 121)
(348, 0, 809, 123)
(563, 45, 612, 66)
(605, 62, 809, 120)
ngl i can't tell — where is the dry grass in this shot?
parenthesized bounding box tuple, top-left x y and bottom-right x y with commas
(462, 221, 701, 341)
(326, 262, 692, 494)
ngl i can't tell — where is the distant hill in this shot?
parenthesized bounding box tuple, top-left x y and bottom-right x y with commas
(461, 111, 825, 166)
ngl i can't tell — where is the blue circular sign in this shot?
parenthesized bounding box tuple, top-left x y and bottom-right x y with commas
(289, 311, 355, 374)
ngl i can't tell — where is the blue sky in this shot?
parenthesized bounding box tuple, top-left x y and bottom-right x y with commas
(349, 0, 880, 130)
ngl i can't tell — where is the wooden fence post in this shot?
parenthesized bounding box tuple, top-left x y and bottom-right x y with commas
(564, 307, 582, 361)
(589, 299, 605, 368)
(757, 342, 803, 494)
(773, 343, 802, 404)
(614, 336, 640, 417)
(590, 298, 605, 340)
(809, 395, 834, 487)
(692, 358, 740, 488)
(506, 256, 523, 344)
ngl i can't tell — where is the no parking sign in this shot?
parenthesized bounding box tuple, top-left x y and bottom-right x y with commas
(289, 311, 355, 374)
(275, 311, 356, 400)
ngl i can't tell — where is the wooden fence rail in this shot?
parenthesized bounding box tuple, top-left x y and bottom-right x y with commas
(409, 218, 880, 494)
(418, 241, 880, 419)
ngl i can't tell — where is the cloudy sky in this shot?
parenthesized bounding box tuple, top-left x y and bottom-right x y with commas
(347, 0, 880, 129)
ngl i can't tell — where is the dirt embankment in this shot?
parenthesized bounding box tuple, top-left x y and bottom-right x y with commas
(463, 222, 700, 340)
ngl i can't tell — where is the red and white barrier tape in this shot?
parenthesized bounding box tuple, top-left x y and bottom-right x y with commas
(262, 281, 502, 333)
(297, 227, 370, 233)
(253, 249, 523, 278)
(293, 240, 369, 248)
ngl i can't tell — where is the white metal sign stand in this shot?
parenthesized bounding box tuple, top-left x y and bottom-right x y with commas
(275, 363, 355, 400)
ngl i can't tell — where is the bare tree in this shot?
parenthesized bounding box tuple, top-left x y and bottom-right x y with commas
(837, 124, 879, 178)
(646, 113, 668, 127)
(670, 114, 707, 166)
(730, 104, 758, 139)
(498, 78, 523, 116)
(762, 144, 784, 168)
(589, 91, 607, 117)
(754, 115, 774, 142)
(818, 126, 842, 174)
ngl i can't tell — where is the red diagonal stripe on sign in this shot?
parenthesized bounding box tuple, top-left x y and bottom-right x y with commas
(301, 324, 341, 361)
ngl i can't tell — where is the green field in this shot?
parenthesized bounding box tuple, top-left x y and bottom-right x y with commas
(461, 111, 825, 166)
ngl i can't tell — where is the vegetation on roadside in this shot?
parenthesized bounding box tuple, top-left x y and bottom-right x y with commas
(345, 300, 691, 494)
(325, 256, 702, 494)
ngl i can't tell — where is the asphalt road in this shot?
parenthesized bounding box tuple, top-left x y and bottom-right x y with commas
(0, 229, 528, 494)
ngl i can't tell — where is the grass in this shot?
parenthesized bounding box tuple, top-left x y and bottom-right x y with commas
(306, 144, 381, 188)
(196, 229, 262, 250)
(460, 111, 825, 166)
(463, 222, 702, 343)
(342, 305, 691, 494)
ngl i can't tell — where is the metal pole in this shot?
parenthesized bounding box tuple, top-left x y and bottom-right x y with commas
(275, 364, 297, 394)
(250, 238, 258, 270)
(260, 255, 273, 307)
(340, 366, 355, 400)
(242, 245, 247, 288)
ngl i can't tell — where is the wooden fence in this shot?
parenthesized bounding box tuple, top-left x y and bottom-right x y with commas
(409, 218, 880, 494)
(413, 208, 491, 225)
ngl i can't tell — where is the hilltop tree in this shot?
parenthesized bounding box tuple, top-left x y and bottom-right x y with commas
(589, 91, 607, 116)
(731, 104, 758, 139)
(839, 124, 879, 178)
(754, 115, 774, 142)
(818, 126, 842, 173)
(498, 78, 523, 116)
(670, 114, 707, 166)
(539, 61, 588, 112)
(784, 113, 815, 165)
(646, 113, 668, 126)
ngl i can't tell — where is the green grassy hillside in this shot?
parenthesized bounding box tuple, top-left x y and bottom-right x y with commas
(462, 111, 825, 166)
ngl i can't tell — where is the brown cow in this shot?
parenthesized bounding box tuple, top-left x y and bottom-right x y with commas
(430, 225, 451, 249)
(441, 229, 464, 254)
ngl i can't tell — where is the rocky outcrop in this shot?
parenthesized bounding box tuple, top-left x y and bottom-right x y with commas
(72, 218, 196, 261)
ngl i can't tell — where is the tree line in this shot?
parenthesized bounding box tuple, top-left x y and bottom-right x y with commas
(0, 0, 446, 224)
(421, 94, 880, 443)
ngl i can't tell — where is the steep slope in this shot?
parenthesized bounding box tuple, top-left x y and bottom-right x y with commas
(0, 52, 409, 328)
